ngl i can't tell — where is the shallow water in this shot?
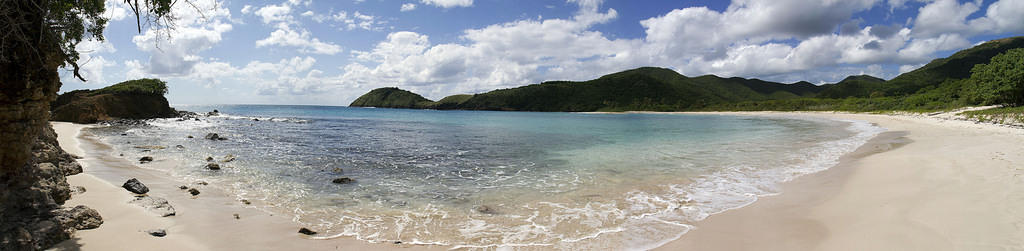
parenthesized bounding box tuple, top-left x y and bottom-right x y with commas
(87, 105, 882, 249)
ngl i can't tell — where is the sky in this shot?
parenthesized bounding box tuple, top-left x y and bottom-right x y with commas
(60, 0, 1024, 105)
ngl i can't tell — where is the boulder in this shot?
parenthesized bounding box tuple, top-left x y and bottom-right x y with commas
(206, 163, 221, 170)
(204, 133, 227, 140)
(138, 156, 153, 163)
(332, 177, 354, 184)
(121, 178, 149, 194)
(188, 188, 200, 196)
(53, 206, 103, 230)
(128, 196, 176, 217)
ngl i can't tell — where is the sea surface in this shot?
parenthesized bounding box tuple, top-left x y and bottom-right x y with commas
(86, 105, 883, 249)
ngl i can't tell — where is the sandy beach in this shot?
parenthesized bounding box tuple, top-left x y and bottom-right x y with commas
(50, 122, 432, 251)
(49, 111, 1024, 250)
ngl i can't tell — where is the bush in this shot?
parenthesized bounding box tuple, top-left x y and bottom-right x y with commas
(961, 48, 1024, 106)
(92, 78, 169, 96)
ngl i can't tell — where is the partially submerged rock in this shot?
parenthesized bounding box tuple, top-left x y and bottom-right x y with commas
(188, 188, 201, 196)
(332, 177, 354, 184)
(298, 228, 317, 235)
(204, 133, 227, 140)
(122, 178, 149, 194)
(128, 196, 176, 217)
(205, 163, 221, 170)
(221, 154, 236, 163)
(138, 156, 153, 163)
(474, 205, 496, 214)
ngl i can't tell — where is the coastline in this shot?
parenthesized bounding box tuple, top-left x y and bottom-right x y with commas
(49, 110, 1024, 250)
(655, 112, 1024, 250)
(50, 122, 434, 251)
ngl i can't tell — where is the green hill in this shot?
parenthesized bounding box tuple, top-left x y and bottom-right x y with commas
(349, 36, 1024, 112)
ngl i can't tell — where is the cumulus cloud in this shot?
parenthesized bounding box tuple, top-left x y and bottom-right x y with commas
(421, 0, 473, 8)
(131, 0, 233, 76)
(255, 24, 343, 55)
(401, 3, 417, 12)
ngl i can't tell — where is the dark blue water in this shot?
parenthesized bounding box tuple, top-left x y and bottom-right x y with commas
(88, 105, 881, 249)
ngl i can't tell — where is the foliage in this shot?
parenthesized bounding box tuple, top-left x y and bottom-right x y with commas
(349, 87, 434, 109)
(93, 78, 169, 96)
(960, 48, 1024, 106)
(960, 106, 1024, 124)
(0, 0, 179, 81)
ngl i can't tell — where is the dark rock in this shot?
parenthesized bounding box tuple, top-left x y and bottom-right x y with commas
(298, 228, 317, 235)
(205, 156, 214, 162)
(188, 188, 201, 196)
(233, 213, 240, 220)
(206, 163, 221, 170)
(147, 229, 167, 237)
(332, 177, 354, 184)
(139, 156, 153, 163)
(252, 118, 260, 121)
(179, 185, 188, 190)
(187, 135, 194, 138)
(121, 133, 128, 136)
(53, 206, 103, 230)
(122, 178, 149, 194)
(128, 196, 176, 217)
(241, 199, 251, 205)
(394, 241, 402, 244)
(204, 133, 226, 140)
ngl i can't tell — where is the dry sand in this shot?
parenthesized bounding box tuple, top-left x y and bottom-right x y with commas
(50, 111, 1024, 250)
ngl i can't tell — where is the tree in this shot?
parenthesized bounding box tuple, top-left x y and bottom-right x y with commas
(963, 48, 1024, 106)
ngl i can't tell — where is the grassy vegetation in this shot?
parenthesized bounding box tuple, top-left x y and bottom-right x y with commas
(349, 87, 434, 108)
(961, 106, 1024, 124)
(92, 78, 169, 96)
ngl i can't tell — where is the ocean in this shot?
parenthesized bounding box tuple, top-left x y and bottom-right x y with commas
(86, 105, 883, 249)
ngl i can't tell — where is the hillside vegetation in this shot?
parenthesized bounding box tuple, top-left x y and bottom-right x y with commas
(350, 36, 1024, 113)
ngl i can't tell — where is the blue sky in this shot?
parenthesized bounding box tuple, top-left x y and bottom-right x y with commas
(60, 0, 1024, 105)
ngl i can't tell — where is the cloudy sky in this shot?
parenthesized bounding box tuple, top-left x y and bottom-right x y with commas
(61, 0, 1024, 105)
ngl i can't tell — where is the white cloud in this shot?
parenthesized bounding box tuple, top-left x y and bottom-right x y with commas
(130, 0, 233, 76)
(912, 0, 981, 38)
(421, 0, 473, 8)
(401, 3, 417, 12)
(256, 24, 343, 55)
(254, 3, 293, 24)
(241, 5, 253, 14)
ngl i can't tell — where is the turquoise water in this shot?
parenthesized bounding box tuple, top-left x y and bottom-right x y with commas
(88, 105, 882, 249)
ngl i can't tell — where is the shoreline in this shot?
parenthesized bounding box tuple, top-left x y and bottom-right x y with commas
(50, 109, 1024, 250)
(51, 122, 434, 251)
(655, 112, 1024, 250)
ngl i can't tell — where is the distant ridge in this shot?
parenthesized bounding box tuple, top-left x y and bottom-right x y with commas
(350, 36, 1024, 112)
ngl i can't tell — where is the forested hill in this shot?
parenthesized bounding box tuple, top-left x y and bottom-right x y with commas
(350, 36, 1024, 112)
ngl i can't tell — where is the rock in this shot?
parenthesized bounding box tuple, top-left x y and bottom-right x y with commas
(233, 213, 240, 220)
(332, 167, 343, 173)
(175, 145, 184, 149)
(298, 228, 317, 235)
(70, 186, 87, 195)
(122, 178, 149, 194)
(138, 156, 153, 163)
(187, 135, 194, 138)
(147, 229, 167, 237)
(204, 133, 227, 140)
(241, 199, 251, 205)
(252, 118, 260, 121)
(128, 196, 176, 217)
(394, 241, 402, 244)
(51, 84, 178, 124)
(53, 205, 103, 230)
(474, 205, 496, 214)
(332, 177, 354, 184)
(221, 154, 236, 163)
(179, 185, 188, 190)
(206, 163, 221, 170)
(205, 156, 214, 162)
(188, 188, 200, 196)
(195, 181, 208, 186)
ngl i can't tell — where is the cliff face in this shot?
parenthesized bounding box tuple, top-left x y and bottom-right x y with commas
(0, 125, 102, 250)
(51, 91, 178, 124)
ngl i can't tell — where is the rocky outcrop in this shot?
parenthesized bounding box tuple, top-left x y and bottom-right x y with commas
(50, 90, 178, 124)
(0, 125, 102, 250)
